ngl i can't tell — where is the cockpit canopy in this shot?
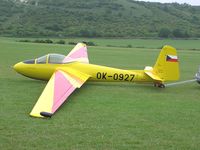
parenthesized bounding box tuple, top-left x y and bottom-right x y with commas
(23, 54, 66, 64)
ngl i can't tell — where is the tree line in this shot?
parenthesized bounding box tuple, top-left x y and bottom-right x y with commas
(0, 0, 200, 38)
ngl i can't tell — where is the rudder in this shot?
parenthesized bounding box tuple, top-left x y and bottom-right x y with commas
(153, 45, 179, 81)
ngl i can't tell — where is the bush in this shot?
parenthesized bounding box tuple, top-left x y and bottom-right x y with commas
(33, 39, 53, 44)
(34, 39, 45, 43)
(68, 42, 77, 45)
(18, 39, 31, 42)
(85, 41, 96, 46)
(56, 40, 65, 44)
(68, 41, 96, 46)
(44, 39, 53, 43)
(127, 44, 132, 48)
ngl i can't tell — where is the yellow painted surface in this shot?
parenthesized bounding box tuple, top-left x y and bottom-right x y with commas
(153, 45, 179, 81)
(14, 44, 180, 118)
(14, 45, 179, 84)
(30, 73, 55, 117)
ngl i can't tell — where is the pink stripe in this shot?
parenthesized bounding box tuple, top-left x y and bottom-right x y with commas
(52, 71, 76, 113)
(69, 47, 87, 59)
(63, 57, 73, 62)
(52, 86, 75, 113)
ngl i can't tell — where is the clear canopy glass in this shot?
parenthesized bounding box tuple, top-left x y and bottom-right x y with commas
(48, 54, 65, 64)
(23, 54, 66, 64)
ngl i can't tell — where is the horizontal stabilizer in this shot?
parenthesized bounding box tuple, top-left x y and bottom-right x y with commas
(145, 71, 163, 81)
(63, 43, 89, 63)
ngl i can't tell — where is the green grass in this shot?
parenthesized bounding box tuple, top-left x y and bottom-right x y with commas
(0, 38, 200, 150)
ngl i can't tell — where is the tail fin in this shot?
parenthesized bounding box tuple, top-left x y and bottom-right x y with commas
(153, 45, 179, 81)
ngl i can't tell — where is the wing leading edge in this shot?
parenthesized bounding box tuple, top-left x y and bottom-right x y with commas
(30, 70, 90, 118)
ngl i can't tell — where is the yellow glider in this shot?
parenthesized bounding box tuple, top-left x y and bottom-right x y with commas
(13, 43, 179, 118)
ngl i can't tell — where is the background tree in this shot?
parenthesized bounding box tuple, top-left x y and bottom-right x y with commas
(158, 28, 171, 38)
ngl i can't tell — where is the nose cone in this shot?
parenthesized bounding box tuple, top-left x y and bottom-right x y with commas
(13, 62, 23, 73)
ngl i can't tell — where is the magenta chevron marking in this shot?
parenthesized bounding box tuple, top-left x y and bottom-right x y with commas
(52, 71, 75, 113)
(69, 47, 87, 59)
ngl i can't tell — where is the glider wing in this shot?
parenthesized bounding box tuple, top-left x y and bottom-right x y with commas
(63, 43, 89, 63)
(30, 70, 90, 118)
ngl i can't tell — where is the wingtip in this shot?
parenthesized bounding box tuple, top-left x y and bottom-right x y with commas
(29, 112, 53, 118)
(40, 112, 53, 118)
(29, 113, 44, 118)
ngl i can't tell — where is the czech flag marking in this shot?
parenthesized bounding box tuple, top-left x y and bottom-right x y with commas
(166, 55, 178, 62)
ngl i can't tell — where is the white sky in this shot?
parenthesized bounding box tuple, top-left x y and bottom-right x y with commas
(136, 0, 200, 5)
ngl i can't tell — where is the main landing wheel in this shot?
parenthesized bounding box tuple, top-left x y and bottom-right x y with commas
(158, 84, 165, 88)
(154, 83, 165, 88)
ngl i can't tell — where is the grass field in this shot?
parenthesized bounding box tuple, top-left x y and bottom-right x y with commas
(0, 37, 200, 150)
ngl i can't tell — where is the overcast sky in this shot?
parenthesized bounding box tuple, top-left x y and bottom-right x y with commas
(136, 0, 200, 5)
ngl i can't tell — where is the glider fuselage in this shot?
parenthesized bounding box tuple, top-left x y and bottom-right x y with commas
(14, 62, 153, 83)
(13, 43, 179, 118)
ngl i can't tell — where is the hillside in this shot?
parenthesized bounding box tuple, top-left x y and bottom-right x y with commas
(0, 0, 200, 38)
